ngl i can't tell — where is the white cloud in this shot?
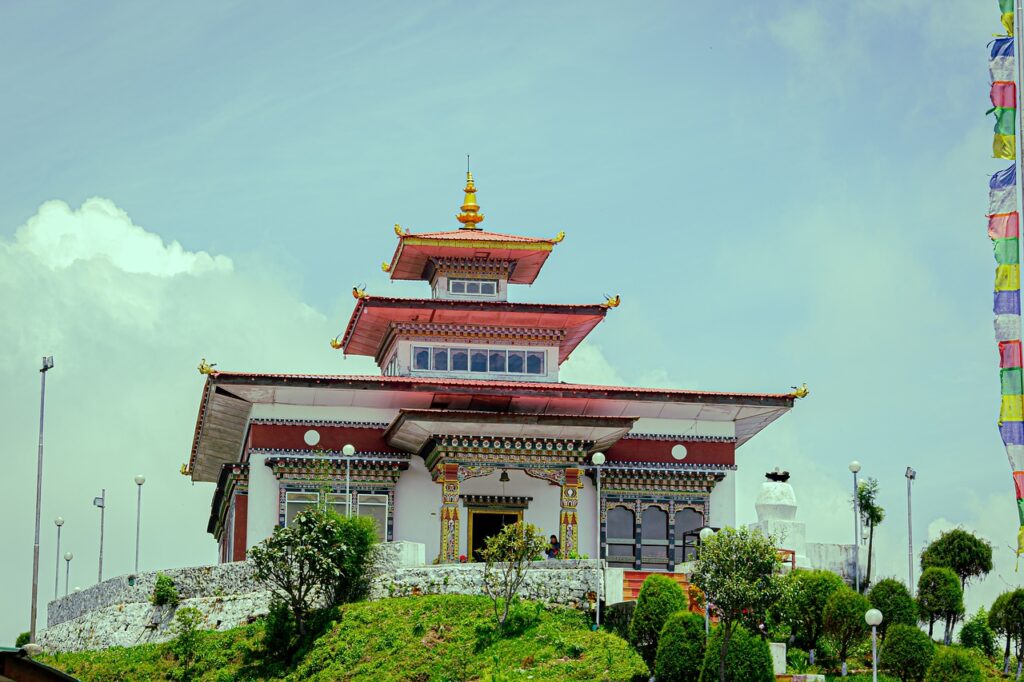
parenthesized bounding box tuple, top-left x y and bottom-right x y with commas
(0, 198, 376, 644)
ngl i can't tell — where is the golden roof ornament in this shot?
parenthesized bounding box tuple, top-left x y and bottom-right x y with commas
(456, 171, 484, 229)
(552, 231, 565, 243)
(197, 358, 217, 375)
(789, 383, 810, 399)
(330, 335, 343, 349)
(381, 261, 391, 273)
(600, 294, 621, 309)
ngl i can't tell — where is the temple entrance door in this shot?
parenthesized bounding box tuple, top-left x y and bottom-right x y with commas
(468, 510, 521, 561)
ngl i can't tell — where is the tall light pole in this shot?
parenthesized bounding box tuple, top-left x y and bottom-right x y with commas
(29, 355, 54, 643)
(865, 608, 883, 682)
(53, 517, 64, 600)
(905, 467, 916, 595)
(342, 444, 356, 516)
(134, 475, 146, 574)
(63, 552, 73, 598)
(849, 460, 862, 592)
(591, 451, 605, 628)
(699, 526, 716, 639)
(93, 490, 106, 582)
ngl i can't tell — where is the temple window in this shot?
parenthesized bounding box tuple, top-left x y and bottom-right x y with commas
(408, 343, 547, 376)
(284, 491, 318, 525)
(641, 506, 669, 569)
(448, 278, 498, 296)
(673, 507, 704, 563)
(357, 493, 388, 541)
(326, 492, 351, 518)
(606, 506, 636, 568)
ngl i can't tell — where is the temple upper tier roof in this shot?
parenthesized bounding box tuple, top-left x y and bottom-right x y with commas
(339, 296, 607, 362)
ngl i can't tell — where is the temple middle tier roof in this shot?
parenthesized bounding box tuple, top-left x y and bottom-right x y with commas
(339, 296, 607, 362)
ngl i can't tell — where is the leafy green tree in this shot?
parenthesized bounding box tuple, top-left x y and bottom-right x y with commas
(916, 567, 963, 644)
(920, 528, 993, 591)
(480, 520, 548, 628)
(855, 478, 885, 588)
(329, 514, 378, 604)
(654, 610, 706, 682)
(867, 578, 917, 640)
(1001, 588, 1024, 680)
(151, 573, 180, 606)
(822, 586, 870, 676)
(249, 507, 347, 638)
(879, 623, 935, 682)
(923, 646, 983, 682)
(691, 526, 782, 682)
(698, 625, 773, 682)
(958, 607, 996, 657)
(169, 606, 204, 681)
(629, 574, 688, 670)
(776, 569, 845, 654)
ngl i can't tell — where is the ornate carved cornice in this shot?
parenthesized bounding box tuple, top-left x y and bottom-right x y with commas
(622, 432, 737, 443)
(249, 418, 389, 429)
(425, 435, 591, 473)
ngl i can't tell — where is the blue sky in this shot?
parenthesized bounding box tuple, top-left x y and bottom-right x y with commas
(0, 1, 1013, 643)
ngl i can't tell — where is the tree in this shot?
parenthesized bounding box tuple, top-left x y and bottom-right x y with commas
(855, 478, 885, 589)
(1002, 589, 1024, 680)
(249, 507, 347, 638)
(169, 607, 204, 681)
(919, 528, 992, 592)
(822, 586, 870, 676)
(867, 578, 917, 640)
(916, 567, 963, 645)
(691, 526, 782, 682)
(654, 610, 706, 682)
(776, 569, 846, 653)
(990, 591, 1014, 674)
(959, 607, 996, 658)
(480, 520, 548, 628)
(698, 625, 773, 682)
(629, 574, 688, 670)
(328, 514, 378, 604)
(879, 623, 935, 682)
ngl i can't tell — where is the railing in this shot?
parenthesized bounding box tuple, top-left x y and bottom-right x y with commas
(777, 548, 796, 570)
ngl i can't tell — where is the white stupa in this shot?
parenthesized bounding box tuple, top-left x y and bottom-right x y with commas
(749, 468, 811, 569)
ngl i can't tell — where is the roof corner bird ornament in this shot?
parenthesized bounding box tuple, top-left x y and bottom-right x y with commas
(552, 231, 565, 243)
(790, 383, 809, 399)
(180, 463, 188, 475)
(381, 261, 391, 273)
(352, 284, 368, 300)
(600, 294, 621, 309)
(394, 223, 409, 237)
(330, 335, 344, 350)
(198, 358, 217, 375)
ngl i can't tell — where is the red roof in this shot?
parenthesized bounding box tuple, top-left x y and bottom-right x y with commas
(386, 229, 560, 284)
(339, 297, 607, 363)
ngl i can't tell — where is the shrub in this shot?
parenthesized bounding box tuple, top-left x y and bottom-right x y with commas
(958, 608, 996, 657)
(868, 578, 917, 639)
(785, 647, 810, 673)
(823, 586, 870, 672)
(14, 631, 29, 647)
(329, 514, 378, 604)
(776, 569, 846, 651)
(628, 574, 688, 669)
(152, 573, 180, 607)
(923, 646, 983, 682)
(654, 611, 705, 682)
(879, 623, 935, 682)
(698, 625, 773, 682)
(480, 521, 548, 628)
(603, 600, 636, 641)
(262, 597, 297, 662)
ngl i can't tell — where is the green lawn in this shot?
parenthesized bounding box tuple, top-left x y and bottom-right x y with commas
(40, 595, 649, 682)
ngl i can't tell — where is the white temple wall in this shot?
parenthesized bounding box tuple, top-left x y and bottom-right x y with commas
(628, 418, 735, 439)
(708, 470, 736, 529)
(245, 453, 279, 551)
(393, 457, 441, 562)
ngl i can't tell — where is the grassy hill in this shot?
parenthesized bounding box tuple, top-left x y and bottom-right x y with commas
(39, 595, 648, 681)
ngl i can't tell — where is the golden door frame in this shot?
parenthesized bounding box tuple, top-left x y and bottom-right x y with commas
(466, 508, 523, 559)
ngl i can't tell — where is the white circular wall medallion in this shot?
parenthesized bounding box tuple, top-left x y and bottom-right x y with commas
(303, 429, 321, 446)
(671, 444, 688, 460)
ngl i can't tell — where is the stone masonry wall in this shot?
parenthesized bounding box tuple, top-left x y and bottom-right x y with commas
(38, 544, 610, 653)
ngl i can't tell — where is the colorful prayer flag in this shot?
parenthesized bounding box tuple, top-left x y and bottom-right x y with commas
(1002, 0, 1016, 36)
(991, 37, 1016, 82)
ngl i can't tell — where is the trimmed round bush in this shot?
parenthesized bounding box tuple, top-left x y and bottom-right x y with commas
(924, 646, 983, 682)
(698, 625, 773, 682)
(879, 624, 935, 682)
(629, 574, 688, 669)
(655, 611, 705, 682)
(868, 578, 917, 639)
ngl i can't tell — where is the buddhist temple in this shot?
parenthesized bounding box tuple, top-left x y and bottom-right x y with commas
(185, 171, 798, 572)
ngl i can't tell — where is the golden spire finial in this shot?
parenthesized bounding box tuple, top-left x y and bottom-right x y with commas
(456, 157, 484, 229)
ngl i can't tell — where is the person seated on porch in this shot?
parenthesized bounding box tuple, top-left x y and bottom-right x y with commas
(545, 534, 560, 559)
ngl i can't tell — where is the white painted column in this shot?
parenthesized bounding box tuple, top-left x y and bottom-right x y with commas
(245, 453, 279, 551)
(708, 471, 736, 529)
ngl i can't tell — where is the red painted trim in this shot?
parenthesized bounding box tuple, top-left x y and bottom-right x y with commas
(605, 439, 734, 466)
(232, 494, 248, 562)
(249, 423, 402, 454)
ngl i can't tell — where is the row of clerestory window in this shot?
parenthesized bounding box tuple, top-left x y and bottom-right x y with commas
(412, 344, 546, 375)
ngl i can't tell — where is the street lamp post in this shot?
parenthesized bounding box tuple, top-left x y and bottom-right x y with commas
(63, 552, 73, 598)
(53, 517, 64, 600)
(29, 355, 54, 643)
(866, 608, 883, 682)
(849, 460, 862, 592)
(591, 452, 606, 628)
(342, 444, 356, 516)
(93, 490, 106, 582)
(134, 475, 146, 574)
(699, 526, 716, 639)
(905, 467, 916, 595)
